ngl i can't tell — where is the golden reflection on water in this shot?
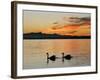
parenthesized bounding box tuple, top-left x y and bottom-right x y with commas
(23, 39, 90, 69)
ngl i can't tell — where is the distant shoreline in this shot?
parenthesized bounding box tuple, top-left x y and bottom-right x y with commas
(23, 32, 91, 39)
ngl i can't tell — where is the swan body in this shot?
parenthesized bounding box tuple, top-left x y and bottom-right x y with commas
(46, 53, 57, 61)
(62, 53, 72, 60)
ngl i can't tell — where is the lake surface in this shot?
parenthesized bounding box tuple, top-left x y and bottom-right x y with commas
(23, 39, 91, 69)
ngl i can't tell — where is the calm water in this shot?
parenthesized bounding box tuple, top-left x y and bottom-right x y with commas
(23, 39, 91, 69)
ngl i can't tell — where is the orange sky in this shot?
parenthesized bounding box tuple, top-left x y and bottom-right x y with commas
(23, 10, 91, 36)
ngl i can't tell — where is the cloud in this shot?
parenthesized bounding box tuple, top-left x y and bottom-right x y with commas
(67, 31, 77, 34)
(53, 22, 59, 24)
(68, 17, 82, 23)
(68, 17, 90, 25)
(43, 17, 91, 36)
(51, 17, 90, 30)
(51, 25, 64, 30)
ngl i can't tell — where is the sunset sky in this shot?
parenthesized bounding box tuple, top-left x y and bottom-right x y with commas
(23, 10, 91, 36)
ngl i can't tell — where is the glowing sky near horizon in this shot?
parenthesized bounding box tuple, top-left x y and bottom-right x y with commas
(23, 10, 91, 36)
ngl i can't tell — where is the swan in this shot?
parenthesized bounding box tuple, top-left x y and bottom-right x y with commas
(46, 53, 57, 61)
(62, 53, 72, 60)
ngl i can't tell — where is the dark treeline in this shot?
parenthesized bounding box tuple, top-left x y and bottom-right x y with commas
(23, 32, 91, 39)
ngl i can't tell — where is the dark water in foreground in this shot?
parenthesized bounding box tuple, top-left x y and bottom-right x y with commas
(23, 39, 91, 69)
